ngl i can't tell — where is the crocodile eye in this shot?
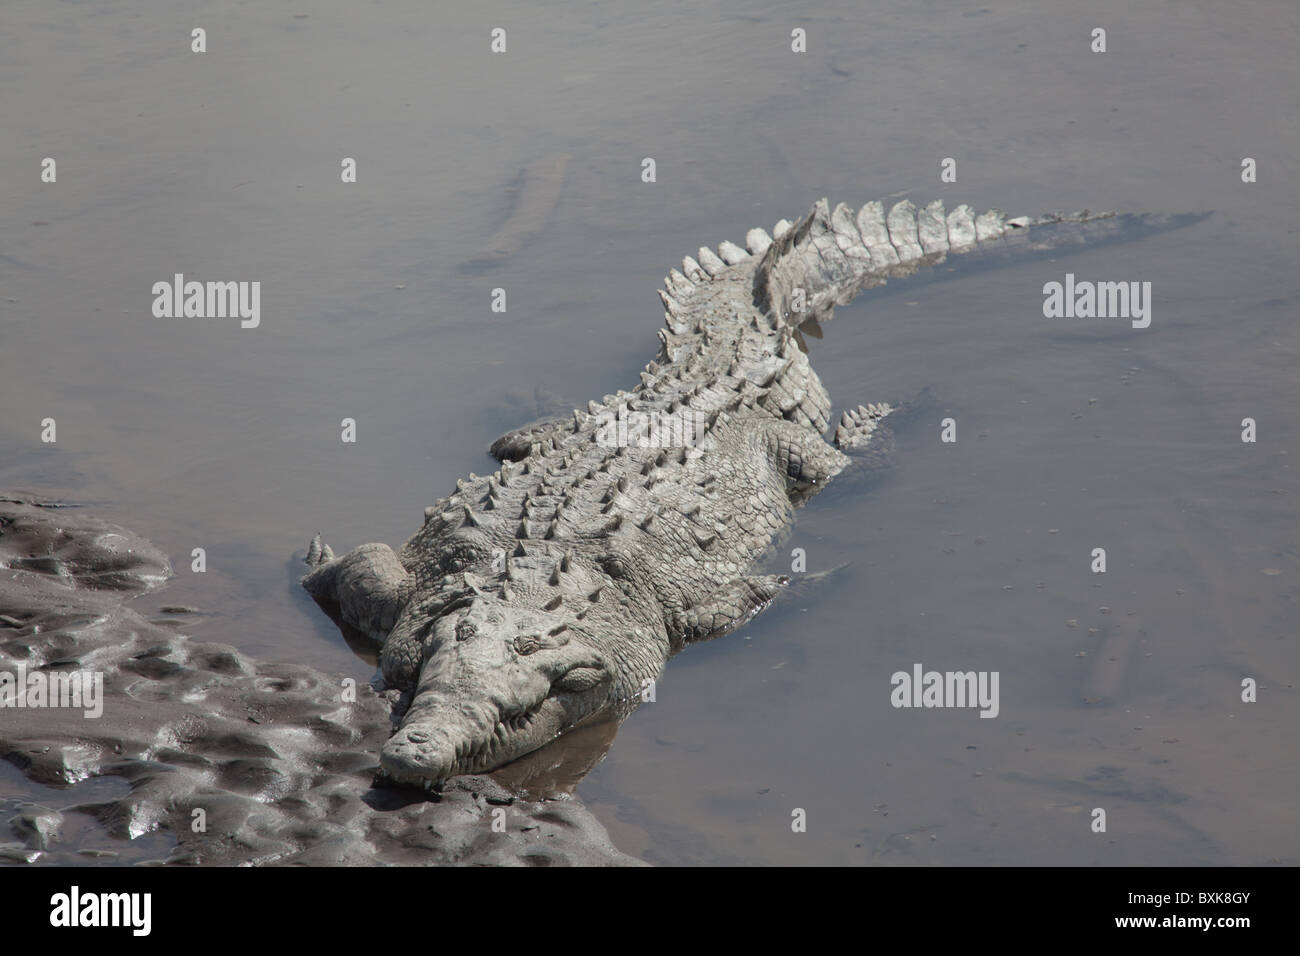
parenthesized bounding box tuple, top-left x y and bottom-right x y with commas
(554, 666, 608, 693)
(455, 619, 478, 642)
(439, 537, 491, 573)
(598, 552, 631, 580)
(514, 635, 541, 656)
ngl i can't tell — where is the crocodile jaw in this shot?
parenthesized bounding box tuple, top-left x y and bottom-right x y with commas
(380, 695, 573, 789)
(377, 617, 612, 790)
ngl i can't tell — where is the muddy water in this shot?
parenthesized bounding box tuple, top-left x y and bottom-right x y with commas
(2, 0, 1297, 865)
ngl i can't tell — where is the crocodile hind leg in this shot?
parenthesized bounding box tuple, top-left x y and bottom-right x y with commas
(833, 402, 895, 451)
(302, 536, 413, 645)
(833, 387, 939, 478)
(831, 402, 900, 477)
(761, 417, 851, 488)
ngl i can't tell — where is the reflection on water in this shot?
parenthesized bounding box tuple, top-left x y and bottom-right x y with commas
(488, 717, 625, 800)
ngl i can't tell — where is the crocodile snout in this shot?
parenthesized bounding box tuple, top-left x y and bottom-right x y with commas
(381, 729, 457, 790)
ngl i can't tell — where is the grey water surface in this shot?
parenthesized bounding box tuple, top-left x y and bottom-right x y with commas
(1, 0, 1296, 865)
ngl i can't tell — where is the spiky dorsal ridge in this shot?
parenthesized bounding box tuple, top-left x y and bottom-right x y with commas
(659, 197, 1163, 336)
(645, 196, 1198, 437)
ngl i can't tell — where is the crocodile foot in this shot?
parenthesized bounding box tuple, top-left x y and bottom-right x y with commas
(305, 533, 336, 568)
(833, 403, 895, 451)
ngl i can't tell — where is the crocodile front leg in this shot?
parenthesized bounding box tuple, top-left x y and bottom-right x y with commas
(667, 574, 790, 647)
(302, 537, 413, 645)
(488, 415, 573, 462)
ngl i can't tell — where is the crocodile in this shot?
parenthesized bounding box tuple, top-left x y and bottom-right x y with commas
(303, 195, 1198, 791)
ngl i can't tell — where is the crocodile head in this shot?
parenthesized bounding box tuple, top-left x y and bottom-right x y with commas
(379, 594, 617, 789)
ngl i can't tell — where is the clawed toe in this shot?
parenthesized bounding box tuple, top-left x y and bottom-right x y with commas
(305, 533, 336, 567)
(833, 402, 894, 450)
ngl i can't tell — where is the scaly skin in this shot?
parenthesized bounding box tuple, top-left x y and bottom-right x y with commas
(303, 196, 1197, 790)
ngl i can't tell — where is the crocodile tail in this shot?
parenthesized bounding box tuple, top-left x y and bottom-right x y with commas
(749, 198, 1208, 328)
